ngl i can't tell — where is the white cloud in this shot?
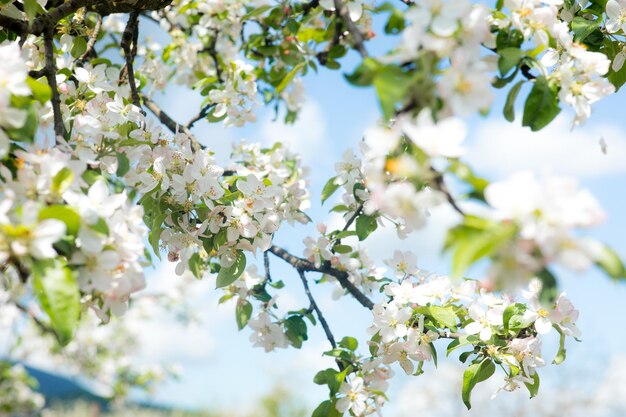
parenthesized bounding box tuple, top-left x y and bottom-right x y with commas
(132, 261, 217, 363)
(467, 115, 626, 178)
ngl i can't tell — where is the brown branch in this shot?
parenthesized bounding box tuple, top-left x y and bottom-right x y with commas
(121, 11, 141, 109)
(430, 167, 465, 216)
(297, 269, 337, 349)
(141, 94, 205, 151)
(333, 0, 368, 58)
(186, 104, 214, 129)
(302, 0, 320, 14)
(263, 251, 272, 283)
(14, 302, 57, 338)
(43, 27, 65, 141)
(268, 245, 375, 310)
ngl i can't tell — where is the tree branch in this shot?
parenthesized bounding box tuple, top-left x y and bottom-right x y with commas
(141, 94, 205, 151)
(333, 0, 368, 58)
(297, 269, 337, 348)
(268, 245, 375, 310)
(430, 167, 465, 216)
(121, 11, 142, 109)
(43, 27, 65, 141)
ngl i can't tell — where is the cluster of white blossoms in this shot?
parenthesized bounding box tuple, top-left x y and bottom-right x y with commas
(0, 42, 148, 320)
(494, 0, 615, 125)
(335, 360, 394, 416)
(484, 171, 607, 283)
(0, 149, 148, 319)
(394, 0, 495, 116)
(208, 60, 259, 127)
(366, 256, 581, 405)
(128, 135, 309, 276)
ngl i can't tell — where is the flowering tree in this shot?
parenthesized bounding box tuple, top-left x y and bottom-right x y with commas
(1, 0, 625, 414)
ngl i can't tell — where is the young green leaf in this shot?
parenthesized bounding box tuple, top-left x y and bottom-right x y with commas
(32, 259, 81, 346)
(522, 76, 561, 131)
(215, 252, 247, 288)
(462, 359, 496, 409)
(236, 300, 253, 330)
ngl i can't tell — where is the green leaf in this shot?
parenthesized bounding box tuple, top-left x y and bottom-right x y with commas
(5, 104, 37, 142)
(242, 4, 272, 19)
(32, 259, 80, 346)
(89, 217, 109, 236)
(462, 359, 496, 409)
(148, 212, 168, 259)
(503, 302, 527, 335)
(285, 315, 308, 348)
(355, 214, 377, 241)
(236, 300, 253, 330)
(188, 252, 203, 279)
(374, 65, 412, 120)
(23, 0, 44, 28)
(524, 372, 540, 398)
(522, 76, 561, 131)
(503, 80, 524, 122)
(498, 48, 525, 77)
(38, 205, 80, 236)
(321, 176, 340, 204)
(537, 268, 558, 305)
(416, 305, 458, 329)
(70, 36, 87, 59)
(275, 62, 304, 94)
(333, 244, 353, 254)
(446, 335, 478, 356)
(314, 368, 339, 389)
(572, 16, 600, 42)
(312, 400, 341, 417)
(116, 153, 130, 177)
(51, 167, 74, 195)
(338, 336, 358, 351)
(215, 251, 247, 288)
(25, 76, 52, 103)
(595, 243, 626, 280)
(446, 218, 516, 278)
(344, 58, 381, 86)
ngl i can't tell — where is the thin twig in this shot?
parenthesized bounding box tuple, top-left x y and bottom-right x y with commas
(14, 302, 57, 338)
(186, 104, 214, 129)
(269, 245, 375, 310)
(297, 269, 337, 348)
(76, 13, 102, 65)
(430, 168, 465, 216)
(141, 94, 205, 151)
